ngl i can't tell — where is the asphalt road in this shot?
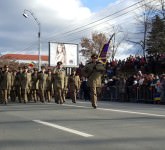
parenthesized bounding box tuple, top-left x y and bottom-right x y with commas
(0, 100, 165, 150)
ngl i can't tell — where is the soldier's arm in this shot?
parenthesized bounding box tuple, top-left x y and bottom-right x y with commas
(81, 64, 90, 77)
(96, 62, 106, 72)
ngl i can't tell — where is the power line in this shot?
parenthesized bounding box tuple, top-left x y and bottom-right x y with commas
(42, 0, 129, 41)
(45, 0, 156, 41)
(16, 0, 158, 54)
(17, 0, 146, 53)
(50, 0, 157, 42)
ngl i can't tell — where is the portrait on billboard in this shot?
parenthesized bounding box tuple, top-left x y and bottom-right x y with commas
(49, 42, 78, 67)
(56, 43, 66, 64)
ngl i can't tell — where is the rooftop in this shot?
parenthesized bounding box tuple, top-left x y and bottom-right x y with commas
(0, 54, 48, 61)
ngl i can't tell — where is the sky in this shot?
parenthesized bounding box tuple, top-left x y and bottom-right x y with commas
(0, 0, 158, 61)
(81, 0, 116, 11)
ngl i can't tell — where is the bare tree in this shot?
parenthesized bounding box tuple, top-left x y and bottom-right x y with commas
(110, 26, 128, 60)
(80, 32, 108, 59)
(157, 0, 165, 18)
(127, 0, 156, 58)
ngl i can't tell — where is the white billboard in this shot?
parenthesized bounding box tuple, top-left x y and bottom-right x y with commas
(49, 42, 79, 67)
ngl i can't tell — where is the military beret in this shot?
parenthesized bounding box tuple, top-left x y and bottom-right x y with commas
(57, 61, 63, 65)
(91, 53, 98, 59)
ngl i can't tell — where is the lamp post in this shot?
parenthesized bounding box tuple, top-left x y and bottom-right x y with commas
(23, 9, 41, 70)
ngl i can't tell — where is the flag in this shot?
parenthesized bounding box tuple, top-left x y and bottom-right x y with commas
(98, 33, 115, 64)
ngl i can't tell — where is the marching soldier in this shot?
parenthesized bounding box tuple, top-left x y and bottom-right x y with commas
(15, 67, 23, 103)
(52, 61, 68, 104)
(1, 65, 12, 104)
(68, 68, 81, 103)
(81, 54, 106, 108)
(38, 66, 48, 103)
(45, 69, 53, 102)
(21, 66, 31, 103)
(10, 70, 17, 102)
(31, 68, 39, 102)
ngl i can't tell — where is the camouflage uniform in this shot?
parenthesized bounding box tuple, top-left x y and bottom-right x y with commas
(38, 66, 48, 103)
(53, 61, 68, 104)
(45, 69, 53, 102)
(68, 69, 81, 103)
(1, 65, 12, 104)
(81, 54, 105, 108)
(15, 67, 23, 103)
(31, 68, 39, 102)
(21, 66, 31, 103)
(10, 70, 17, 102)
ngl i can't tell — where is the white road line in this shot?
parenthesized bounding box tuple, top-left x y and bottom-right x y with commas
(63, 104, 165, 117)
(97, 108, 165, 117)
(33, 120, 94, 138)
(63, 104, 90, 108)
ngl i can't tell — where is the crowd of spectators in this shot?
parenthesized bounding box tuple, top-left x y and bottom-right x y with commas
(79, 54, 165, 103)
(102, 71, 165, 103)
(105, 53, 165, 78)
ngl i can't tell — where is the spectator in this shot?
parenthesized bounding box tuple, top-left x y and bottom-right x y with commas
(160, 74, 165, 102)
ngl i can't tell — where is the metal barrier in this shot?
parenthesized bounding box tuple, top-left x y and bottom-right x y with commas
(101, 85, 165, 104)
(101, 86, 119, 101)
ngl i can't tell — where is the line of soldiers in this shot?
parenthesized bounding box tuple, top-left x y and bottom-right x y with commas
(0, 53, 106, 109)
(0, 61, 81, 105)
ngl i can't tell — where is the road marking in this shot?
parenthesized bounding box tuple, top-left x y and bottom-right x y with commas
(97, 108, 165, 117)
(63, 104, 165, 117)
(33, 120, 94, 137)
(63, 104, 90, 108)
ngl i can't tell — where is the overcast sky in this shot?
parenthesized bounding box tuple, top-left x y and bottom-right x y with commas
(0, 0, 157, 60)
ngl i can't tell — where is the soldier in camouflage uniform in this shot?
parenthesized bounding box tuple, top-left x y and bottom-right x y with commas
(1, 65, 12, 104)
(52, 61, 68, 104)
(15, 67, 23, 103)
(81, 54, 106, 108)
(31, 68, 39, 102)
(45, 69, 53, 102)
(38, 66, 48, 103)
(21, 66, 31, 103)
(68, 68, 81, 103)
(10, 70, 17, 102)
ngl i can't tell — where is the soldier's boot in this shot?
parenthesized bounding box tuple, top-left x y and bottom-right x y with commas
(4, 100, 8, 105)
(92, 102, 97, 109)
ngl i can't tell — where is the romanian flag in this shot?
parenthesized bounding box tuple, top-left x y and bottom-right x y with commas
(98, 33, 115, 64)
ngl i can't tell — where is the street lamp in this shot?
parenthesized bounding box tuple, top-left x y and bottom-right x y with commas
(23, 9, 41, 70)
